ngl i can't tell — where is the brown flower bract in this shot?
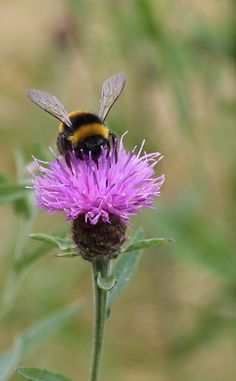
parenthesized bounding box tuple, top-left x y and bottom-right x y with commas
(72, 214, 127, 261)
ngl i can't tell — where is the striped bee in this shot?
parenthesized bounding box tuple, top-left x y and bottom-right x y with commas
(27, 73, 126, 162)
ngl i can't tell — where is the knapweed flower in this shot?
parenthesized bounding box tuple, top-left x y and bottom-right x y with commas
(30, 135, 165, 260)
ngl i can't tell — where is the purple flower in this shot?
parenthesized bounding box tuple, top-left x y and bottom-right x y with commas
(30, 135, 165, 225)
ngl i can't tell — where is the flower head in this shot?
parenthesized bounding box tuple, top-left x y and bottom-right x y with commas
(30, 135, 165, 226)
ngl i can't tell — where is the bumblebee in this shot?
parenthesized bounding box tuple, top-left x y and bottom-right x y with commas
(26, 73, 126, 161)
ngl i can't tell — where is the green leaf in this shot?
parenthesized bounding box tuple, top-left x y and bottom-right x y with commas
(0, 183, 27, 203)
(13, 150, 35, 218)
(0, 341, 22, 381)
(15, 228, 70, 272)
(107, 229, 144, 315)
(14, 150, 28, 183)
(54, 252, 80, 258)
(29, 234, 76, 252)
(97, 273, 117, 291)
(17, 368, 72, 381)
(0, 302, 82, 381)
(122, 237, 172, 253)
(20, 302, 83, 356)
(14, 241, 53, 272)
(14, 196, 33, 219)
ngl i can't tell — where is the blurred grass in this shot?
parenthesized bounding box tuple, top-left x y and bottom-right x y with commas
(0, 0, 235, 380)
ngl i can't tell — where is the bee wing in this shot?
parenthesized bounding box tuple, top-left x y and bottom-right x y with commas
(98, 73, 126, 122)
(26, 89, 72, 128)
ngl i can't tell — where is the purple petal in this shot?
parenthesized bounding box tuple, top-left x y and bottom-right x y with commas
(30, 138, 165, 224)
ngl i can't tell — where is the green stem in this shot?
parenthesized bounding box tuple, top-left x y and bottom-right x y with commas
(90, 258, 109, 381)
(0, 215, 35, 323)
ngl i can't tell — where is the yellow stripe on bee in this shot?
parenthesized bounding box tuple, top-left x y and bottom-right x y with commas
(68, 124, 109, 144)
(58, 110, 90, 133)
(59, 122, 65, 133)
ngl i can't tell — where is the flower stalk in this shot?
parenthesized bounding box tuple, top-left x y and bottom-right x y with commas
(90, 258, 110, 381)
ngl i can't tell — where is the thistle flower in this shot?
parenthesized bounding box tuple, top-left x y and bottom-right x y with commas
(30, 135, 165, 259)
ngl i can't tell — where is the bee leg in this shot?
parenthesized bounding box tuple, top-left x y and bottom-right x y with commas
(64, 151, 72, 171)
(106, 139, 111, 158)
(76, 149, 84, 161)
(94, 158, 99, 169)
(110, 132, 118, 162)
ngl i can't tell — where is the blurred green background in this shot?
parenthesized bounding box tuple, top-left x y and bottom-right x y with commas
(0, 0, 235, 380)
